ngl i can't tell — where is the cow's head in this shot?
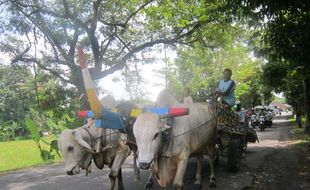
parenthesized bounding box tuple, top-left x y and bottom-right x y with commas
(58, 129, 94, 175)
(133, 112, 169, 170)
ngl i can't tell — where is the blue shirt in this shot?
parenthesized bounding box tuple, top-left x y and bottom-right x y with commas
(218, 79, 236, 106)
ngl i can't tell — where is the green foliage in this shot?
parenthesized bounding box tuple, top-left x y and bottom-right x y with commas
(24, 118, 40, 143)
(172, 31, 266, 108)
(262, 60, 303, 110)
(227, 0, 310, 133)
(0, 0, 236, 97)
(0, 121, 18, 141)
(24, 118, 60, 161)
(262, 61, 289, 92)
(0, 64, 81, 135)
(0, 65, 35, 124)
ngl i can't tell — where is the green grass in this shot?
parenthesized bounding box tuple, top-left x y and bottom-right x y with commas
(0, 136, 62, 172)
(288, 116, 306, 123)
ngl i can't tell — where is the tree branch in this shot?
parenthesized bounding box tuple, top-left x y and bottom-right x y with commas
(90, 21, 203, 79)
(11, 57, 72, 84)
(123, 0, 154, 27)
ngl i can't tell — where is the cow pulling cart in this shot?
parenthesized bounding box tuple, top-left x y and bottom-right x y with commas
(77, 46, 190, 152)
(72, 47, 193, 190)
(77, 46, 257, 190)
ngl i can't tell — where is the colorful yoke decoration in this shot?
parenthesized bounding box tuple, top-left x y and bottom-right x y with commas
(144, 107, 189, 117)
(77, 47, 125, 130)
(77, 107, 189, 129)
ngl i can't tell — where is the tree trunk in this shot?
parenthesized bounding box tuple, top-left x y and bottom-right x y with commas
(293, 102, 303, 128)
(296, 110, 302, 128)
(303, 77, 310, 134)
(261, 94, 265, 106)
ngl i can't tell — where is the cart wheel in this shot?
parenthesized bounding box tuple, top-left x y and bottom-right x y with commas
(227, 138, 241, 172)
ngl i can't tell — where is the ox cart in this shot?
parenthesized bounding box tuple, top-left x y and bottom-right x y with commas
(215, 106, 258, 172)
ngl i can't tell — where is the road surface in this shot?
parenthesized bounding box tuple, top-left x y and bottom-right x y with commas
(0, 114, 294, 190)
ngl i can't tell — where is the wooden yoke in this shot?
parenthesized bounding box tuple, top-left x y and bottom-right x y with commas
(77, 47, 104, 153)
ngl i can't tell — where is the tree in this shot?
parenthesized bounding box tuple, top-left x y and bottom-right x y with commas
(228, 0, 310, 133)
(0, 64, 79, 140)
(0, 0, 232, 100)
(262, 61, 304, 128)
(0, 65, 35, 126)
(172, 26, 267, 108)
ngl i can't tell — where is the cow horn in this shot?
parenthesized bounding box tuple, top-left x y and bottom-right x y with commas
(74, 131, 95, 153)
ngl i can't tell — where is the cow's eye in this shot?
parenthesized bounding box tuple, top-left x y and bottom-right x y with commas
(153, 132, 160, 140)
(67, 146, 74, 152)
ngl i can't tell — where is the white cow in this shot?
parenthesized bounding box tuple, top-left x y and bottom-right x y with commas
(58, 96, 137, 190)
(58, 122, 131, 190)
(133, 89, 217, 189)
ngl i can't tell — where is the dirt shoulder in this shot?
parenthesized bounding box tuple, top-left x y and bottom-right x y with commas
(252, 117, 310, 190)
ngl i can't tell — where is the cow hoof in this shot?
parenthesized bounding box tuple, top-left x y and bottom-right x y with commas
(194, 183, 202, 190)
(108, 172, 117, 179)
(209, 177, 216, 188)
(209, 181, 217, 188)
(144, 180, 153, 189)
(173, 183, 183, 190)
(108, 173, 113, 179)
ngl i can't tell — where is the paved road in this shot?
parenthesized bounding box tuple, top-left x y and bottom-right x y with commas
(0, 115, 293, 190)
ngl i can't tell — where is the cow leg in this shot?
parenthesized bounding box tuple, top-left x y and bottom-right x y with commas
(117, 168, 125, 190)
(194, 155, 203, 189)
(109, 174, 116, 190)
(173, 148, 190, 190)
(109, 147, 130, 189)
(133, 151, 141, 181)
(207, 144, 216, 188)
(109, 147, 130, 176)
(144, 172, 154, 189)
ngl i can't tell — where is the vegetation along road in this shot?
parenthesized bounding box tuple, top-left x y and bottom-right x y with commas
(1, 114, 309, 190)
(0, 1, 309, 190)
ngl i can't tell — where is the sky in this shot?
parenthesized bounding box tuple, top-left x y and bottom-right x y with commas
(99, 62, 166, 102)
(98, 49, 176, 102)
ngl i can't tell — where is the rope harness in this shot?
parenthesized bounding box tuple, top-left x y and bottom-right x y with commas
(158, 105, 218, 159)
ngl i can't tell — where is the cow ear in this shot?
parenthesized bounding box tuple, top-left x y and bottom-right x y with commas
(74, 131, 95, 153)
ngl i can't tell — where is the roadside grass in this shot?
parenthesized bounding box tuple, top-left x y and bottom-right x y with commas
(0, 135, 62, 173)
(290, 116, 309, 140)
(290, 121, 310, 176)
(291, 127, 310, 150)
(292, 126, 310, 180)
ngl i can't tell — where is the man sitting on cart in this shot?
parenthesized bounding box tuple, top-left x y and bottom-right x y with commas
(214, 68, 239, 131)
(215, 68, 236, 107)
